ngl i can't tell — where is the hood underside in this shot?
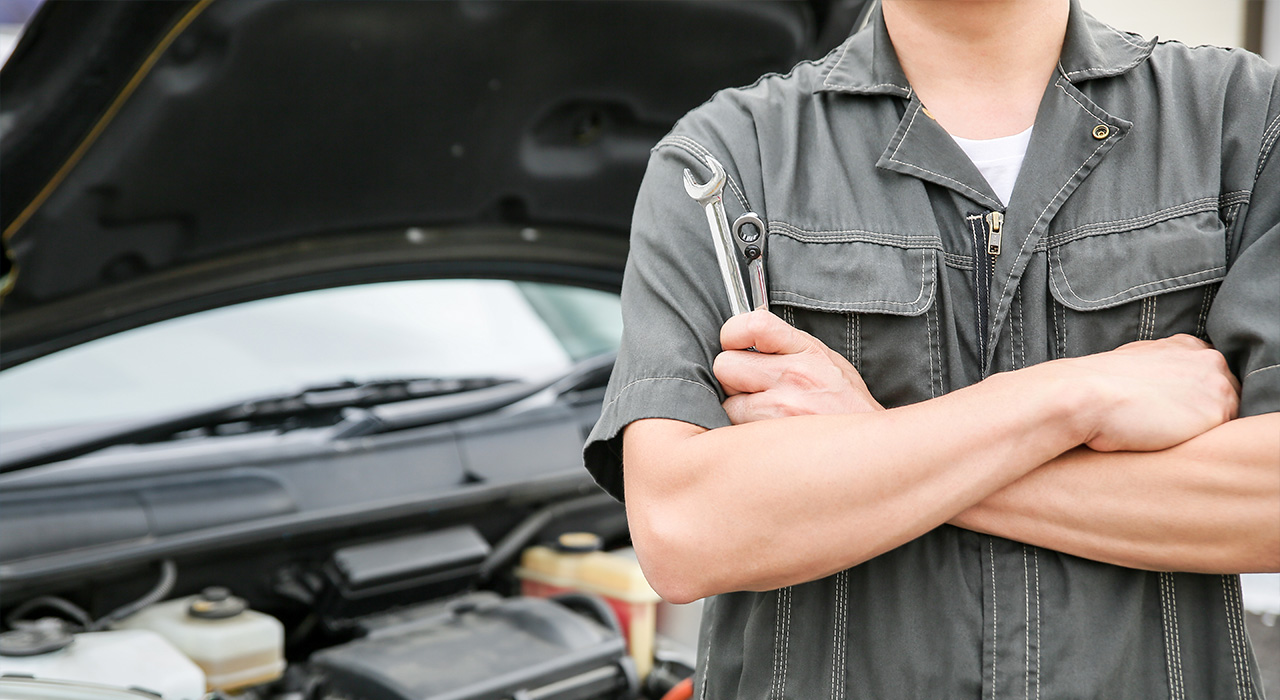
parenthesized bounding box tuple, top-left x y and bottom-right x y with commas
(0, 0, 868, 364)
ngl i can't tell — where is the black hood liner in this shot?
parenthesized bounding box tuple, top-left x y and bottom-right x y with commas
(1, 0, 867, 356)
(1, 1, 200, 235)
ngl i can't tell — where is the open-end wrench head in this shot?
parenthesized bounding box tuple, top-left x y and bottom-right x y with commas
(682, 157, 726, 203)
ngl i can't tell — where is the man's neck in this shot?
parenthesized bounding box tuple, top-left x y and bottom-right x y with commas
(882, 0, 1070, 139)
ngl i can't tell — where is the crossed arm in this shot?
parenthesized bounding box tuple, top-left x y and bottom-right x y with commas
(622, 310, 1279, 604)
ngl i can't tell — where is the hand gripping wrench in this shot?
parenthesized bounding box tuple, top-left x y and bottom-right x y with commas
(683, 157, 753, 317)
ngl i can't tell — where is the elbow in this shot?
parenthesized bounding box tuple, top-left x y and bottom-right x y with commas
(644, 568, 705, 606)
(620, 419, 733, 603)
(626, 494, 715, 604)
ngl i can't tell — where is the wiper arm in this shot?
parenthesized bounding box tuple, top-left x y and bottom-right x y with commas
(0, 376, 514, 474)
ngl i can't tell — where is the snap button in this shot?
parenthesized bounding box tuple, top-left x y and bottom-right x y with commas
(1092, 124, 1111, 140)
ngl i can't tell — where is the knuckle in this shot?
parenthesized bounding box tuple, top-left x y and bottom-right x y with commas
(1171, 332, 1205, 347)
(780, 364, 820, 391)
(777, 394, 811, 418)
(712, 351, 736, 380)
(796, 329, 823, 351)
(1210, 351, 1231, 372)
(723, 394, 753, 422)
(777, 364, 805, 388)
(1201, 350, 1230, 375)
(719, 315, 744, 350)
(745, 310, 772, 337)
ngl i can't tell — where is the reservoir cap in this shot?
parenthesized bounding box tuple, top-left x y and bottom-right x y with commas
(187, 587, 247, 620)
(0, 619, 75, 657)
(554, 532, 604, 553)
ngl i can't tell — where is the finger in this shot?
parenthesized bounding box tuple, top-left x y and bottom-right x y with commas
(723, 392, 783, 425)
(714, 349, 796, 395)
(721, 309, 815, 355)
(716, 347, 843, 396)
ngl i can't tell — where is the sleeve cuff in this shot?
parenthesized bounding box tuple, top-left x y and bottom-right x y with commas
(583, 376, 730, 502)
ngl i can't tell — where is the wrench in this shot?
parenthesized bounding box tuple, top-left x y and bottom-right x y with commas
(683, 157, 752, 317)
(732, 212, 768, 311)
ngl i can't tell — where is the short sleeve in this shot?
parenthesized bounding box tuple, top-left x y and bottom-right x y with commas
(1206, 95, 1280, 416)
(583, 138, 755, 501)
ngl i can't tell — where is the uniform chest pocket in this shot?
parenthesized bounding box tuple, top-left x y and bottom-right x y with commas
(1046, 210, 1227, 358)
(767, 229, 942, 408)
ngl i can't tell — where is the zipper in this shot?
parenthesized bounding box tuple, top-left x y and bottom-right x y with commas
(971, 211, 1004, 377)
(986, 211, 1003, 256)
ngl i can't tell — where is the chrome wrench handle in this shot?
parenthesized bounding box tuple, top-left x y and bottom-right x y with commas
(683, 157, 752, 317)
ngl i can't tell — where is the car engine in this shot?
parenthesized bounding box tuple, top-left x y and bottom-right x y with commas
(0, 496, 696, 700)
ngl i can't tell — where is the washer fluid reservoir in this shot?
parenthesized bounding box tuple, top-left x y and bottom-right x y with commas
(115, 587, 285, 691)
(0, 623, 205, 700)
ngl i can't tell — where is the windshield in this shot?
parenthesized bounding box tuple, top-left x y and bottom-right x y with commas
(0, 279, 622, 435)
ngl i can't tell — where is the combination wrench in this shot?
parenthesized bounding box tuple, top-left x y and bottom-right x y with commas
(682, 156, 767, 316)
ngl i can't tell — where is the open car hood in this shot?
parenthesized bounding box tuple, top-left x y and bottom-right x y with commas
(0, 0, 869, 365)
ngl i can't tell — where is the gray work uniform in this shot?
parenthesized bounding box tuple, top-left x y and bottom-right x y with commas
(584, 1, 1280, 697)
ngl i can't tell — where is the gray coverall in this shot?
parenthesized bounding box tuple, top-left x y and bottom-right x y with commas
(585, 2, 1280, 697)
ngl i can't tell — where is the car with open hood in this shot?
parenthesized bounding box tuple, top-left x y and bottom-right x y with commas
(0, 1, 874, 697)
(4, 2, 1276, 698)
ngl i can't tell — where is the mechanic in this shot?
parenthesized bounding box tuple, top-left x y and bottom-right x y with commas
(585, 0, 1279, 697)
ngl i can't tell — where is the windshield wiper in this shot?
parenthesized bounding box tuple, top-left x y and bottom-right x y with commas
(0, 376, 513, 474)
(331, 351, 616, 439)
(0, 353, 616, 474)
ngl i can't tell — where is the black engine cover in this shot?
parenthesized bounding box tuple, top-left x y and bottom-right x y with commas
(312, 593, 636, 700)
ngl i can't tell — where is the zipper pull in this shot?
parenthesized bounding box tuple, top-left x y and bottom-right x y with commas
(985, 211, 1004, 256)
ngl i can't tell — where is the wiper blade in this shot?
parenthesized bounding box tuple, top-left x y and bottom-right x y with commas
(334, 351, 617, 438)
(0, 376, 515, 474)
(232, 376, 513, 415)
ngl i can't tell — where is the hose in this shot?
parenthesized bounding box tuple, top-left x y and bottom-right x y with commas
(5, 559, 176, 632)
(660, 678, 695, 700)
(549, 591, 622, 635)
(478, 493, 618, 580)
(92, 559, 176, 630)
(5, 596, 93, 630)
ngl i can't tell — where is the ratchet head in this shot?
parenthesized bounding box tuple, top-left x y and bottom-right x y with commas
(682, 157, 726, 204)
(732, 212, 766, 261)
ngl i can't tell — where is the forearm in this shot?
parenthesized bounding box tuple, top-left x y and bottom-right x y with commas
(624, 365, 1091, 602)
(951, 413, 1280, 573)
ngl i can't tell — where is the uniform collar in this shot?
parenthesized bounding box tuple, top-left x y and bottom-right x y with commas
(816, 2, 911, 97)
(815, 0, 1155, 96)
(1055, 0, 1156, 83)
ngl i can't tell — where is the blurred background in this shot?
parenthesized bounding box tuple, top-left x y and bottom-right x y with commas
(1082, 0, 1276, 62)
(1, 0, 1277, 65)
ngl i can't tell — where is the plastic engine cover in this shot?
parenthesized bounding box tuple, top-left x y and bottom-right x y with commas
(312, 594, 635, 700)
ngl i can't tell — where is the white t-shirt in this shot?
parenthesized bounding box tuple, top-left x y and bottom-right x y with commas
(950, 125, 1033, 207)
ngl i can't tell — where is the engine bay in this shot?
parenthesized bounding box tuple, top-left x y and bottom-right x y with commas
(0, 494, 696, 700)
(0, 378, 698, 700)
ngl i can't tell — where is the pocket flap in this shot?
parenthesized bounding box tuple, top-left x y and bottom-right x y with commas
(767, 232, 938, 316)
(1048, 211, 1227, 312)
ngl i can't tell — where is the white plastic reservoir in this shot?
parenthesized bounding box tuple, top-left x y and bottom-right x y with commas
(0, 629, 206, 700)
(115, 588, 284, 691)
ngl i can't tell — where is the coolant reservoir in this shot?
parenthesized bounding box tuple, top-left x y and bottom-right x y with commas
(516, 533, 662, 678)
(115, 587, 284, 691)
